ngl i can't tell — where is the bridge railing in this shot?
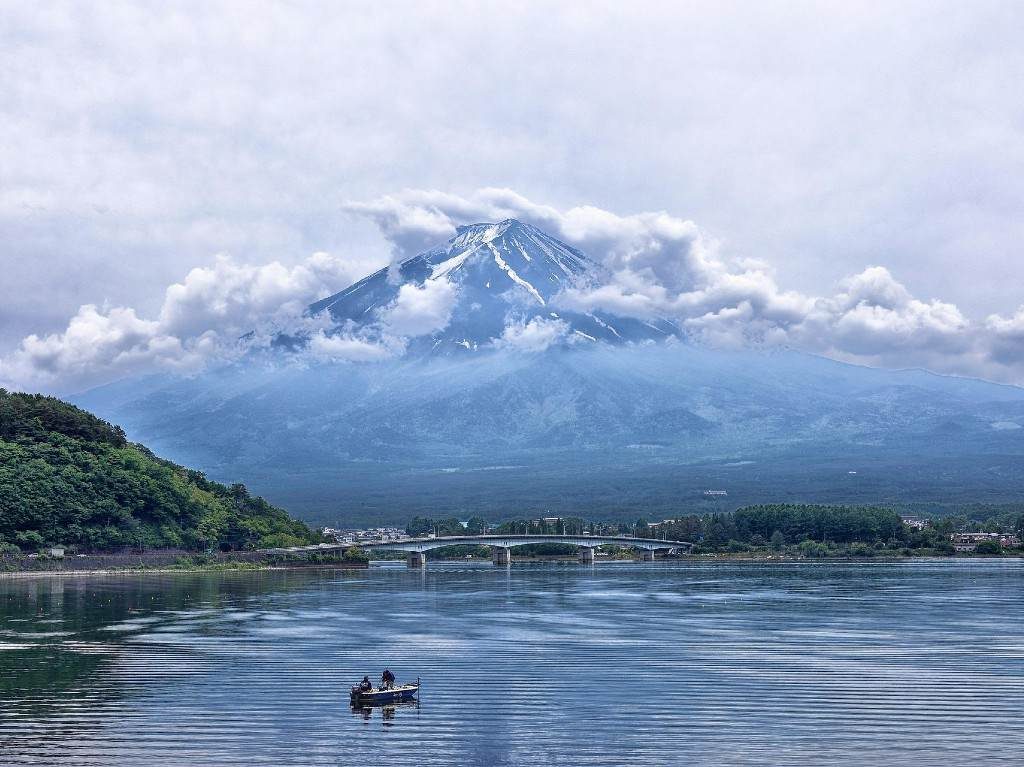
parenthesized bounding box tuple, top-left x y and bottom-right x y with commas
(354, 534, 692, 552)
(261, 534, 693, 556)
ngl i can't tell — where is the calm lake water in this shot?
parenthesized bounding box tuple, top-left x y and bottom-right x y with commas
(1, 560, 1022, 766)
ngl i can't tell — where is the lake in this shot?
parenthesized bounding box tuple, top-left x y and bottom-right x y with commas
(2, 560, 1022, 766)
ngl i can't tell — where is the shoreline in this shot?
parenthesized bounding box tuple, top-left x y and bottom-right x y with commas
(3, 552, 1020, 578)
(0, 563, 369, 579)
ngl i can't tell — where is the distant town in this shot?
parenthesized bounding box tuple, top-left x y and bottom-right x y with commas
(321, 527, 408, 546)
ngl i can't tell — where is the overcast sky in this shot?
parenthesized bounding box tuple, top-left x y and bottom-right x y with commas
(2, 1, 1023, 390)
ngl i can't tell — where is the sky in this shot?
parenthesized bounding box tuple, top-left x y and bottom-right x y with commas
(2, 1, 1023, 392)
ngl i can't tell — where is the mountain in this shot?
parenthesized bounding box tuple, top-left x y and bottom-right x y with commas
(308, 219, 676, 352)
(71, 220, 1024, 527)
(0, 389, 321, 551)
(75, 345, 1024, 528)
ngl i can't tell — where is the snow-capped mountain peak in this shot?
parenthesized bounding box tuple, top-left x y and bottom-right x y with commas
(416, 218, 598, 302)
(308, 219, 675, 352)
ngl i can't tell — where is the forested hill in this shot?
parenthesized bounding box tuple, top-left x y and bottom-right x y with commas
(0, 389, 321, 552)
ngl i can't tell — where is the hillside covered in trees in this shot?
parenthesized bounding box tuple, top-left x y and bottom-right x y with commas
(0, 390, 321, 552)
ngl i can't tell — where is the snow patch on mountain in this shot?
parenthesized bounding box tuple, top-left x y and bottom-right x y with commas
(489, 245, 544, 305)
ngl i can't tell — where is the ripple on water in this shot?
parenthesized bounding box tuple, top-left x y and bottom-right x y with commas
(0, 561, 1022, 766)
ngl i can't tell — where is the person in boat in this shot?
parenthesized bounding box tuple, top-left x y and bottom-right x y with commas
(381, 668, 396, 689)
(358, 675, 372, 692)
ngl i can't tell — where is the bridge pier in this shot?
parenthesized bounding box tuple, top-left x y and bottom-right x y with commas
(638, 548, 655, 562)
(406, 551, 427, 568)
(491, 547, 511, 566)
(578, 547, 595, 564)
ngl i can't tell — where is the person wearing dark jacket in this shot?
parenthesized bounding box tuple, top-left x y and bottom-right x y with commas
(358, 676, 372, 692)
(381, 668, 396, 689)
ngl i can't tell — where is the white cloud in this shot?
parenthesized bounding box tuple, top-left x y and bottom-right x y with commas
(5, 187, 1024, 391)
(349, 188, 1024, 383)
(378, 278, 458, 337)
(0, 251, 376, 392)
(342, 193, 467, 264)
(985, 308, 1024, 365)
(805, 267, 971, 357)
(158, 252, 363, 340)
(0, 304, 202, 391)
(4, 2, 1024, 360)
(307, 331, 398, 362)
(493, 317, 571, 353)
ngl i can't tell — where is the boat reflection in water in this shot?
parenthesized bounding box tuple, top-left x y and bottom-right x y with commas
(351, 700, 420, 726)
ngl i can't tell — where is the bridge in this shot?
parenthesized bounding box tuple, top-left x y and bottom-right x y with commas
(266, 534, 694, 567)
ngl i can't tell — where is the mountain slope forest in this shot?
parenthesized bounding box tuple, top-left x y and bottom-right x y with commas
(0, 389, 321, 552)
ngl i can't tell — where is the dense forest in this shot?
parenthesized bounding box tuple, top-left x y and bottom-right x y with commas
(0, 390, 321, 553)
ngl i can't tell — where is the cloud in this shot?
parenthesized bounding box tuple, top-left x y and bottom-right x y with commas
(493, 317, 572, 353)
(348, 188, 1024, 383)
(378, 278, 457, 337)
(0, 251, 378, 392)
(158, 252, 363, 340)
(0, 241, 459, 391)
(307, 330, 399, 362)
(5, 187, 1024, 391)
(0, 304, 202, 390)
(804, 267, 971, 357)
(4, 2, 1024, 364)
(342, 194, 469, 264)
(985, 308, 1024, 365)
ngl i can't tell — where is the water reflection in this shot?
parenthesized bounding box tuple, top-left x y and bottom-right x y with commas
(351, 701, 420, 726)
(1, 562, 1022, 766)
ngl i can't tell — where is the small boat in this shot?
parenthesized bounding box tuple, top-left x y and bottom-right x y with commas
(350, 679, 420, 706)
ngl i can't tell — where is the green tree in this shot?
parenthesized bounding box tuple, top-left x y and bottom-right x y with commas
(770, 530, 785, 552)
(342, 546, 370, 563)
(974, 539, 1002, 555)
(0, 542, 22, 557)
(0, 390, 320, 552)
(733, 504, 902, 544)
(15, 530, 45, 549)
(465, 516, 489, 535)
(798, 539, 829, 558)
(405, 517, 434, 537)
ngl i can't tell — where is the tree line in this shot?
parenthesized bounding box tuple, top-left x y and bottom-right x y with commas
(0, 390, 322, 554)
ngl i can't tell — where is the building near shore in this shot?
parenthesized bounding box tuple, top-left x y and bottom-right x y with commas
(951, 532, 1021, 552)
(322, 527, 405, 545)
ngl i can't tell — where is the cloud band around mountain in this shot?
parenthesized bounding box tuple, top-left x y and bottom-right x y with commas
(2, 187, 1023, 392)
(347, 188, 1021, 382)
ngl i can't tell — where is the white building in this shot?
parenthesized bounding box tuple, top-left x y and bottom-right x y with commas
(951, 532, 1020, 552)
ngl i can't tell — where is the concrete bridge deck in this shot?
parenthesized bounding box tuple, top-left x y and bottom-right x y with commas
(265, 534, 693, 567)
